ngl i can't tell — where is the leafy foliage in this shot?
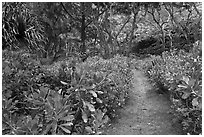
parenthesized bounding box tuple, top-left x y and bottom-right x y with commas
(140, 41, 202, 135)
(2, 50, 133, 135)
(2, 2, 47, 50)
(2, 2, 202, 135)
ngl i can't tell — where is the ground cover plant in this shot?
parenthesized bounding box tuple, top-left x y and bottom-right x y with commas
(2, 51, 133, 135)
(140, 41, 202, 135)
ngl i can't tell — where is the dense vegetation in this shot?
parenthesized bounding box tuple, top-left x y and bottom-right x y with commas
(2, 51, 132, 134)
(142, 41, 202, 134)
(2, 2, 202, 135)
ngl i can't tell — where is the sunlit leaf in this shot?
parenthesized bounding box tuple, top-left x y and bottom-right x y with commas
(89, 90, 97, 98)
(192, 98, 198, 107)
(178, 84, 188, 89)
(85, 126, 93, 133)
(182, 76, 189, 84)
(85, 101, 95, 112)
(91, 3, 97, 9)
(96, 98, 103, 103)
(95, 90, 104, 94)
(60, 122, 73, 127)
(82, 109, 88, 123)
(182, 92, 191, 99)
(59, 126, 71, 134)
(60, 81, 68, 85)
(59, 115, 74, 122)
(58, 89, 63, 94)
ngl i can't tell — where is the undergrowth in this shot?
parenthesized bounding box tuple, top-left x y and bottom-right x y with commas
(135, 41, 202, 135)
(2, 51, 133, 135)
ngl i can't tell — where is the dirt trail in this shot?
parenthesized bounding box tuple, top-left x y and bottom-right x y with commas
(103, 69, 183, 135)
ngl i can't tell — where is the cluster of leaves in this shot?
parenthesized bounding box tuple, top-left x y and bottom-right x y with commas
(2, 2, 47, 50)
(2, 51, 133, 135)
(78, 55, 133, 111)
(145, 41, 202, 135)
(128, 53, 157, 71)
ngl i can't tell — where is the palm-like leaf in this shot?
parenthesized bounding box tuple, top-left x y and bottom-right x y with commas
(2, 2, 47, 50)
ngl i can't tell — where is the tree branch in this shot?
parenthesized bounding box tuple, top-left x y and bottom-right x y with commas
(193, 3, 201, 17)
(60, 2, 78, 21)
(115, 16, 131, 38)
(85, 7, 109, 28)
(147, 8, 160, 27)
(164, 3, 187, 39)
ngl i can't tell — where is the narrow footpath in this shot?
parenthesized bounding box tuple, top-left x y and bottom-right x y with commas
(103, 69, 183, 135)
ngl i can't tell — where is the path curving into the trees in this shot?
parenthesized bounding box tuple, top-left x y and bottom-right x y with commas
(102, 69, 184, 135)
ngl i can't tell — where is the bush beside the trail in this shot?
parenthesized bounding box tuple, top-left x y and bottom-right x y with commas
(2, 51, 133, 135)
(138, 41, 202, 135)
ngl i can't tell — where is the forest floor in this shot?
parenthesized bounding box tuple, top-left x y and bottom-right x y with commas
(102, 69, 184, 135)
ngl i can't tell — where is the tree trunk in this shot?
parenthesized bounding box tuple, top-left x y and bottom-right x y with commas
(128, 4, 139, 55)
(80, 2, 86, 54)
(129, 13, 137, 47)
(96, 23, 109, 59)
(98, 11, 111, 59)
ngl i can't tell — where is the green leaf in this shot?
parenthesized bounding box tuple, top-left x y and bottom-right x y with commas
(82, 109, 88, 123)
(53, 93, 62, 112)
(60, 122, 73, 127)
(192, 98, 198, 107)
(102, 115, 109, 124)
(95, 90, 104, 94)
(85, 126, 93, 133)
(31, 99, 44, 106)
(58, 89, 63, 94)
(59, 115, 75, 122)
(51, 120, 57, 134)
(178, 84, 188, 89)
(59, 126, 71, 134)
(89, 90, 97, 98)
(60, 81, 68, 85)
(46, 97, 55, 109)
(96, 98, 103, 103)
(188, 79, 196, 87)
(31, 123, 38, 133)
(85, 101, 95, 112)
(57, 108, 69, 120)
(39, 86, 49, 98)
(182, 76, 189, 84)
(95, 109, 104, 121)
(197, 97, 202, 110)
(4, 66, 11, 75)
(15, 129, 27, 135)
(182, 92, 191, 99)
(42, 122, 52, 135)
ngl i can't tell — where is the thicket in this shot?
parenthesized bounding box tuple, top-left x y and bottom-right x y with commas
(2, 51, 132, 135)
(136, 41, 202, 135)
